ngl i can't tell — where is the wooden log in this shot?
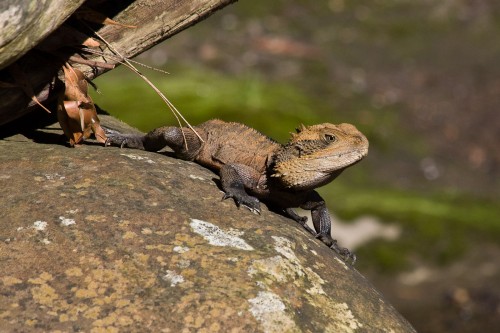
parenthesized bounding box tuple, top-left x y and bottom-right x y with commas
(0, 0, 237, 126)
(0, 0, 87, 69)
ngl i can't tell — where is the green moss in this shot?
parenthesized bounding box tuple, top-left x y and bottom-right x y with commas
(89, 0, 500, 271)
(322, 183, 500, 270)
(92, 66, 322, 142)
(91, 64, 499, 271)
(356, 242, 409, 273)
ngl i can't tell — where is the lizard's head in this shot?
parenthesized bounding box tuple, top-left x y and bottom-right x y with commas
(271, 123, 369, 190)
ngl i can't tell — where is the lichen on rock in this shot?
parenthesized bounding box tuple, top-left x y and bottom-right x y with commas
(0, 115, 416, 332)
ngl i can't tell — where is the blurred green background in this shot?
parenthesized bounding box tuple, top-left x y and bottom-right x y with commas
(91, 1, 500, 332)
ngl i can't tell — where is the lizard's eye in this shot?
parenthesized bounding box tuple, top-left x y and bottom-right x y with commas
(324, 134, 336, 142)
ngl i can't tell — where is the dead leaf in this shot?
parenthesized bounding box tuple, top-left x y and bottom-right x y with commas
(76, 7, 137, 28)
(82, 37, 101, 48)
(57, 64, 107, 146)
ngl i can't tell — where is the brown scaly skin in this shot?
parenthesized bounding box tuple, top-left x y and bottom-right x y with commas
(104, 119, 369, 263)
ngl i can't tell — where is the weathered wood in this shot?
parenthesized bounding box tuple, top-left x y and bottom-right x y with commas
(0, 0, 87, 69)
(0, 0, 237, 126)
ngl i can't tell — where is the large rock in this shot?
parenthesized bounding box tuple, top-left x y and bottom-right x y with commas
(0, 116, 416, 332)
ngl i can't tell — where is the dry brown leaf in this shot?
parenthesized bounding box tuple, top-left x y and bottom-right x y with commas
(57, 64, 107, 147)
(76, 7, 137, 28)
(82, 37, 101, 48)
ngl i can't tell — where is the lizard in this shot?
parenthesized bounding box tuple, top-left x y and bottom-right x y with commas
(104, 119, 369, 263)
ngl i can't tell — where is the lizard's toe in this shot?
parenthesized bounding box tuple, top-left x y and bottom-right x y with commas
(104, 132, 128, 148)
(241, 196, 260, 211)
(237, 196, 260, 214)
(316, 233, 335, 247)
(338, 248, 356, 265)
(316, 234, 356, 265)
(331, 243, 356, 265)
(243, 206, 260, 215)
(107, 137, 128, 148)
(298, 216, 308, 225)
(103, 127, 121, 136)
(222, 192, 261, 214)
(221, 193, 233, 202)
(104, 132, 146, 149)
(348, 253, 357, 265)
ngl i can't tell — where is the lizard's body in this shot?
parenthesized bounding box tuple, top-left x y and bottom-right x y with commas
(105, 119, 369, 262)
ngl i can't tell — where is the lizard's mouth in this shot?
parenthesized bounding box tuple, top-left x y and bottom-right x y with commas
(271, 147, 368, 190)
(307, 148, 368, 172)
(321, 148, 367, 164)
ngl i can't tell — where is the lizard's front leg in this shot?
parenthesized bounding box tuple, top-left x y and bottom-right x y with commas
(219, 163, 262, 214)
(301, 191, 356, 264)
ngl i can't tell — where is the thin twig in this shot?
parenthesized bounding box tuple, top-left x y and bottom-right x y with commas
(82, 26, 203, 148)
(69, 56, 115, 69)
(80, 48, 170, 74)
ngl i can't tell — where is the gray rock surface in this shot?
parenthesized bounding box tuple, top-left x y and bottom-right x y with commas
(0, 115, 416, 332)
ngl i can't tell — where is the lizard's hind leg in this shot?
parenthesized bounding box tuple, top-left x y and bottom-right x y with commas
(105, 126, 203, 157)
(140, 126, 189, 152)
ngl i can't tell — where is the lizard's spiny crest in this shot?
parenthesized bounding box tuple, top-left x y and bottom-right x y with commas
(295, 124, 307, 133)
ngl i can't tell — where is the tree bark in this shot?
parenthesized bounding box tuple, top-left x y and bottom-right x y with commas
(0, 0, 237, 126)
(0, 0, 87, 69)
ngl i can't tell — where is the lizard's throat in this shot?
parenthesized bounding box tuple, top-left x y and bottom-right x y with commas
(271, 167, 345, 190)
(271, 150, 366, 190)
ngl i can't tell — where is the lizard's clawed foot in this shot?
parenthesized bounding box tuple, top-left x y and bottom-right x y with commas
(222, 193, 261, 215)
(104, 129, 144, 149)
(330, 240, 356, 265)
(104, 128, 128, 148)
(105, 136, 129, 148)
(317, 234, 356, 265)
